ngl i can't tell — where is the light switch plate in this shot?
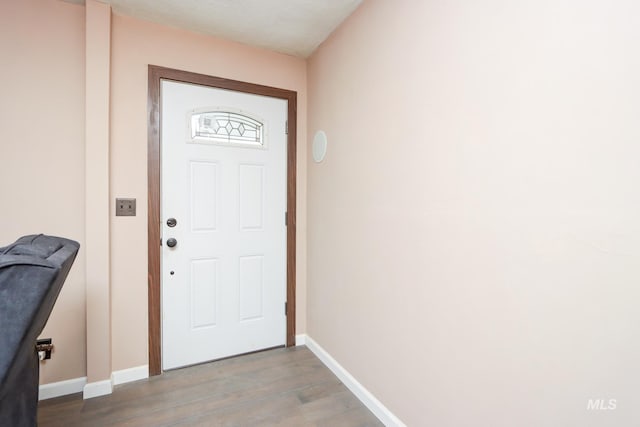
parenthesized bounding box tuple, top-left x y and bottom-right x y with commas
(116, 198, 136, 216)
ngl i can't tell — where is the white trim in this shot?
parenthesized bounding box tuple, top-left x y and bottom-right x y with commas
(38, 365, 148, 401)
(295, 334, 306, 346)
(305, 336, 406, 427)
(39, 376, 87, 401)
(83, 379, 113, 399)
(112, 365, 149, 385)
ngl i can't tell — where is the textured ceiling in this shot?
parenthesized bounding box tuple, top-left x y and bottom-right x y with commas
(63, 0, 362, 57)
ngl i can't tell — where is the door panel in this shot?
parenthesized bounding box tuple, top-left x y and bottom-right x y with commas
(190, 258, 218, 329)
(190, 161, 218, 232)
(239, 164, 265, 230)
(239, 255, 264, 321)
(161, 80, 287, 370)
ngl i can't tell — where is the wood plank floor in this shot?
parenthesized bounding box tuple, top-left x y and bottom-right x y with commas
(38, 346, 384, 427)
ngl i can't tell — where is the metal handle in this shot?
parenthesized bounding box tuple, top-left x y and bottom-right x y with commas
(167, 218, 177, 227)
(166, 238, 177, 248)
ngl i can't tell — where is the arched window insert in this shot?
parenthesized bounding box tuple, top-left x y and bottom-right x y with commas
(190, 111, 264, 147)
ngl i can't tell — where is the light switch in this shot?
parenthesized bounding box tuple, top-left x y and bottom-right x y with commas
(116, 198, 136, 216)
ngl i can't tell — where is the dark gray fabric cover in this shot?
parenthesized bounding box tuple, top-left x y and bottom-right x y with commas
(0, 235, 80, 427)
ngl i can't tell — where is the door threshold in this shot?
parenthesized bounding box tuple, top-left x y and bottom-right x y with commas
(162, 345, 286, 372)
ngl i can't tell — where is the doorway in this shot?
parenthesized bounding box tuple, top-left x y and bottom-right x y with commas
(147, 66, 297, 375)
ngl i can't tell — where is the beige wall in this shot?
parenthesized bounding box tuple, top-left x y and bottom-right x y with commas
(307, 0, 640, 425)
(0, 0, 86, 384)
(84, 0, 112, 384)
(110, 14, 308, 371)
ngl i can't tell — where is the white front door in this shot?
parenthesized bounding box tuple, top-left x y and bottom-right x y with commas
(161, 80, 287, 370)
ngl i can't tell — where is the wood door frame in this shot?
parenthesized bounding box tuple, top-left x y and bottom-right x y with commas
(147, 65, 297, 376)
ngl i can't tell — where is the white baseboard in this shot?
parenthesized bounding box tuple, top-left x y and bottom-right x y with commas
(83, 379, 113, 399)
(40, 365, 149, 401)
(305, 335, 406, 427)
(39, 376, 87, 400)
(112, 365, 149, 385)
(295, 334, 306, 346)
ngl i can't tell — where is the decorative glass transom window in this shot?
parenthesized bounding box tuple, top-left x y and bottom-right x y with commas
(190, 111, 264, 147)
